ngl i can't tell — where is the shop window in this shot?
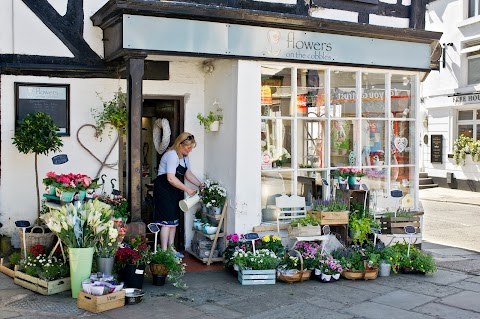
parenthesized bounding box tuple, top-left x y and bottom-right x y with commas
(457, 109, 480, 140)
(361, 73, 386, 118)
(297, 69, 326, 118)
(261, 67, 292, 117)
(391, 74, 415, 119)
(330, 71, 357, 118)
(330, 120, 357, 167)
(361, 119, 386, 179)
(468, 56, 480, 85)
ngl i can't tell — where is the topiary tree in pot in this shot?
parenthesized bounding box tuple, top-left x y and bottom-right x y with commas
(12, 112, 63, 223)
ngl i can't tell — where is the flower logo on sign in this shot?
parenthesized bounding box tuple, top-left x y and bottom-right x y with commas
(266, 30, 281, 57)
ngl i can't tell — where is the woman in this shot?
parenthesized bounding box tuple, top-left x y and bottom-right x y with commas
(153, 132, 202, 252)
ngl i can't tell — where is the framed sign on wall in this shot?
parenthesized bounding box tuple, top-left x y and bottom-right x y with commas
(15, 83, 70, 136)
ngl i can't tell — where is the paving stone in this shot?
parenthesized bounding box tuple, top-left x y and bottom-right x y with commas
(439, 291, 480, 312)
(426, 248, 479, 257)
(414, 302, 480, 319)
(436, 259, 480, 273)
(107, 298, 203, 319)
(370, 290, 436, 310)
(465, 275, 480, 284)
(419, 269, 469, 285)
(196, 302, 244, 318)
(451, 280, 480, 292)
(312, 283, 373, 305)
(337, 278, 396, 294)
(0, 310, 21, 319)
(377, 275, 462, 297)
(305, 297, 345, 311)
(245, 302, 354, 319)
(346, 301, 436, 319)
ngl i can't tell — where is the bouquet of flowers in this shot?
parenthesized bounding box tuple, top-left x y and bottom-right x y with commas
(95, 194, 130, 220)
(115, 235, 151, 269)
(96, 221, 126, 258)
(232, 249, 280, 270)
(41, 199, 115, 248)
(201, 179, 227, 208)
(20, 244, 69, 281)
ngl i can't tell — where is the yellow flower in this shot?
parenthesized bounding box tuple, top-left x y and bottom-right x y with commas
(272, 236, 280, 242)
(389, 257, 393, 261)
(262, 236, 270, 243)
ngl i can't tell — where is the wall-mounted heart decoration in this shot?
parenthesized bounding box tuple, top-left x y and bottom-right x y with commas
(76, 124, 118, 178)
(394, 137, 408, 153)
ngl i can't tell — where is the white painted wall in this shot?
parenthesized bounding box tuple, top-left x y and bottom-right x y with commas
(310, 8, 359, 23)
(421, 0, 480, 180)
(369, 14, 409, 28)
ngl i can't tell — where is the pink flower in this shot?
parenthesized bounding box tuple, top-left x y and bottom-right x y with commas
(46, 171, 57, 178)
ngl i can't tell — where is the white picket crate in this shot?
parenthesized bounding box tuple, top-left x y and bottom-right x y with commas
(238, 269, 276, 285)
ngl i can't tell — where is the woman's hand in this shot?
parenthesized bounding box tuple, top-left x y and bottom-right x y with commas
(186, 187, 196, 197)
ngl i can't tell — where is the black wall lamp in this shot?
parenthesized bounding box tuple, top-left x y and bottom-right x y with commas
(442, 43, 453, 68)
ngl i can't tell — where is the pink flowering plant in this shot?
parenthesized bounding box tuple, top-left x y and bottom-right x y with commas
(332, 168, 364, 178)
(316, 253, 343, 276)
(294, 241, 322, 269)
(42, 171, 58, 186)
(223, 233, 252, 268)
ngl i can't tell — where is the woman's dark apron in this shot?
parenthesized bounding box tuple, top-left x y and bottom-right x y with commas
(153, 158, 187, 226)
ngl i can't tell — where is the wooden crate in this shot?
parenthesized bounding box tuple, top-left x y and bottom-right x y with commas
(238, 269, 276, 285)
(288, 225, 321, 238)
(379, 214, 422, 234)
(14, 267, 70, 295)
(77, 291, 125, 313)
(0, 258, 15, 278)
(307, 211, 349, 225)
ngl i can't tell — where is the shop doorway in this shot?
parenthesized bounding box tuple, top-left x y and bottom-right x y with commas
(142, 96, 185, 250)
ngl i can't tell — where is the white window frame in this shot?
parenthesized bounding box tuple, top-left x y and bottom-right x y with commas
(456, 108, 480, 140)
(466, 0, 480, 18)
(467, 54, 480, 85)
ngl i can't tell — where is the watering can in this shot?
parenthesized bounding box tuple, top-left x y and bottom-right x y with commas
(179, 192, 200, 213)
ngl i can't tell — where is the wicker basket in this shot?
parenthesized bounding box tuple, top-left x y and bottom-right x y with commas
(150, 263, 169, 276)
(19, 226, 55, 254)
(277, 249, 312, 283)
(341, 260, 378, 281)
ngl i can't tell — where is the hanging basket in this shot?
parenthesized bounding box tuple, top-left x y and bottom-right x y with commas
(277, 249, 311, 283)
(150, 263, 169, 276)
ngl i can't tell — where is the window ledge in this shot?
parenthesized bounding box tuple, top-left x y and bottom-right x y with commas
(458, 16, 480, 29)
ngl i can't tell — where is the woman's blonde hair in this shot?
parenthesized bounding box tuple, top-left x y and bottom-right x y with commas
(168, 132, 197, 156)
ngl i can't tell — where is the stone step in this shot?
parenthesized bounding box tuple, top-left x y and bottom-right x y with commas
(419, 172, 429, 178)
(419, 183, 439, 189)
(419, 177, 435, 185)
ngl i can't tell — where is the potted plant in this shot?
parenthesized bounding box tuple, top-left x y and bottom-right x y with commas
(149, 246, 186, 288)
(114, 235, 151, 289)
(223, 233, 252, 272)
(293, 241, 321, 270)
(314, 252, 343, 282)
(91, 89, 127, 138)
(201, 179, 227, 214)
(232, 249, 280, 285)
(95, 219, 126, 276)
(12, 112, 63, 223)
(95, 194, 130, 222)
(256, 234, 285, 259)
(197, 111, 223, 132)
(43, 172, 59, 196)
(288, 214, 321, 238)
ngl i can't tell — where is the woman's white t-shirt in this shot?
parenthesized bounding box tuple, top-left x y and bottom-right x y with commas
(158, 150, 190, 175)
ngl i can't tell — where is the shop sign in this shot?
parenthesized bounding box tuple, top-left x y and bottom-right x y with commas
(452, 93, 480, 105)
(431, 134, 443, 163)
(123, 16, 431, 70)
(261, 151, 272, 170)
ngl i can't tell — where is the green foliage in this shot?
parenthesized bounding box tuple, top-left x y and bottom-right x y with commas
(257, 235, 285, 259)
(150, 246, 186, 289)
(197, 111, 222, 132)
(334, 249, 365, 272)
(91, 89, 127, 138)
(12, 112, 63, 156)
(233, 249, 281, 270)
(290, 214, 321, 227)
(379, 243, 437, 274)
(8, 251, 21, 266)
(350, 217, 372, 245)
(311, 198, 348, 212)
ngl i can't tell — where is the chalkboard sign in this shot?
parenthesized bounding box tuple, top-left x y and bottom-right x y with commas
(52, 154, 69, 165)
(431, 134, 443, 163)
(15, 83, 70, 136)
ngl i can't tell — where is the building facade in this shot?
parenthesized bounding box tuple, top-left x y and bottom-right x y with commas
(422, 0, 480, 191)
(1, 0, 440, 248)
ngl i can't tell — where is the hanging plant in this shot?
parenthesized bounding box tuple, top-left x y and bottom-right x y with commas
(91, 88, 127, 139)
(197, 111, 222, 132)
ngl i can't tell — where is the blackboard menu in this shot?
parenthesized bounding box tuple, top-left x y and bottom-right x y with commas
(15, 83, 70, 135)
(431, 134, 443, 163)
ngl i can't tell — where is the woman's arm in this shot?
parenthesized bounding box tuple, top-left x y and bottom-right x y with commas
(185, 170, 202, 189)
(166, 173, 196, 196)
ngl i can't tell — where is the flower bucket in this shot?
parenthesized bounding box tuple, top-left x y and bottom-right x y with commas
(97, 257, 114, 276)
(78, 190, 87, 201)
(60, 191, 75, 203)
(46, 185, 56, 195)
(348, 176, 356, 185)
(123, 264, 146, 289)
(379, 263, 391, 277)
(69, 247, 94, 298)
(211, 206, 222, 215)
(152, 274, 167, 286)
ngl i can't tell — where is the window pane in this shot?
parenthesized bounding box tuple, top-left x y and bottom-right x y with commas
(459, 124, 474, 138)
(330, 119, 356, 166)
(297, 171, 327, 206)
(361, 73, 385, 118)
(297, 69, 326, 118)
(468, 58, 480, 85)
(362, 119, 386, 166)
(469, 0, 476, 17)
(459, 110, 474, 121)
(261, 171, 293, 222)
(297, 119, 325, 168)
(477, 124, 480, 141)
(261, 67, 292, 116)
(391, 74, 415, 118)
(390, 166, 415, 210)
(261, 119, 292, 169)
(330, 71, 356, 118)
(391, 121, 415, 165)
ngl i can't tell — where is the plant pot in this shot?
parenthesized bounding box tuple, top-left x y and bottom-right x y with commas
(321, 273, 332, 282)
(46, 185, 56, 195)
(77, 190, 87, 201)
(150, 263, 169, 276)
(332, 273, 340, 281)
(60, 191, 75, 203)
(122, 264, 146, 289)
(97, 257, 114, 276)
(152, 274, 167, 286)
(69, 247, 94, 298)
(379, 263, 391, 277)
(339, 183, 348, 190)
(209, 121, 220, 132)
(348, 184, 360, 190)
(211, 206, 222, 215)
(348, 176, 356, 185)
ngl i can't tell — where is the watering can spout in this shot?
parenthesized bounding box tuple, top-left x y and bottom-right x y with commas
(179, 192, 200, 212)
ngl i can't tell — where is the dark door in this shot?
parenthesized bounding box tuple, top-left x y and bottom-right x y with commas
(142, 97, 185, 250)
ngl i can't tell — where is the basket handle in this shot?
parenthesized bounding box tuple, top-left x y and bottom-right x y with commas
(30, 225, 45, 234)
(284, 249, 306, 281)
